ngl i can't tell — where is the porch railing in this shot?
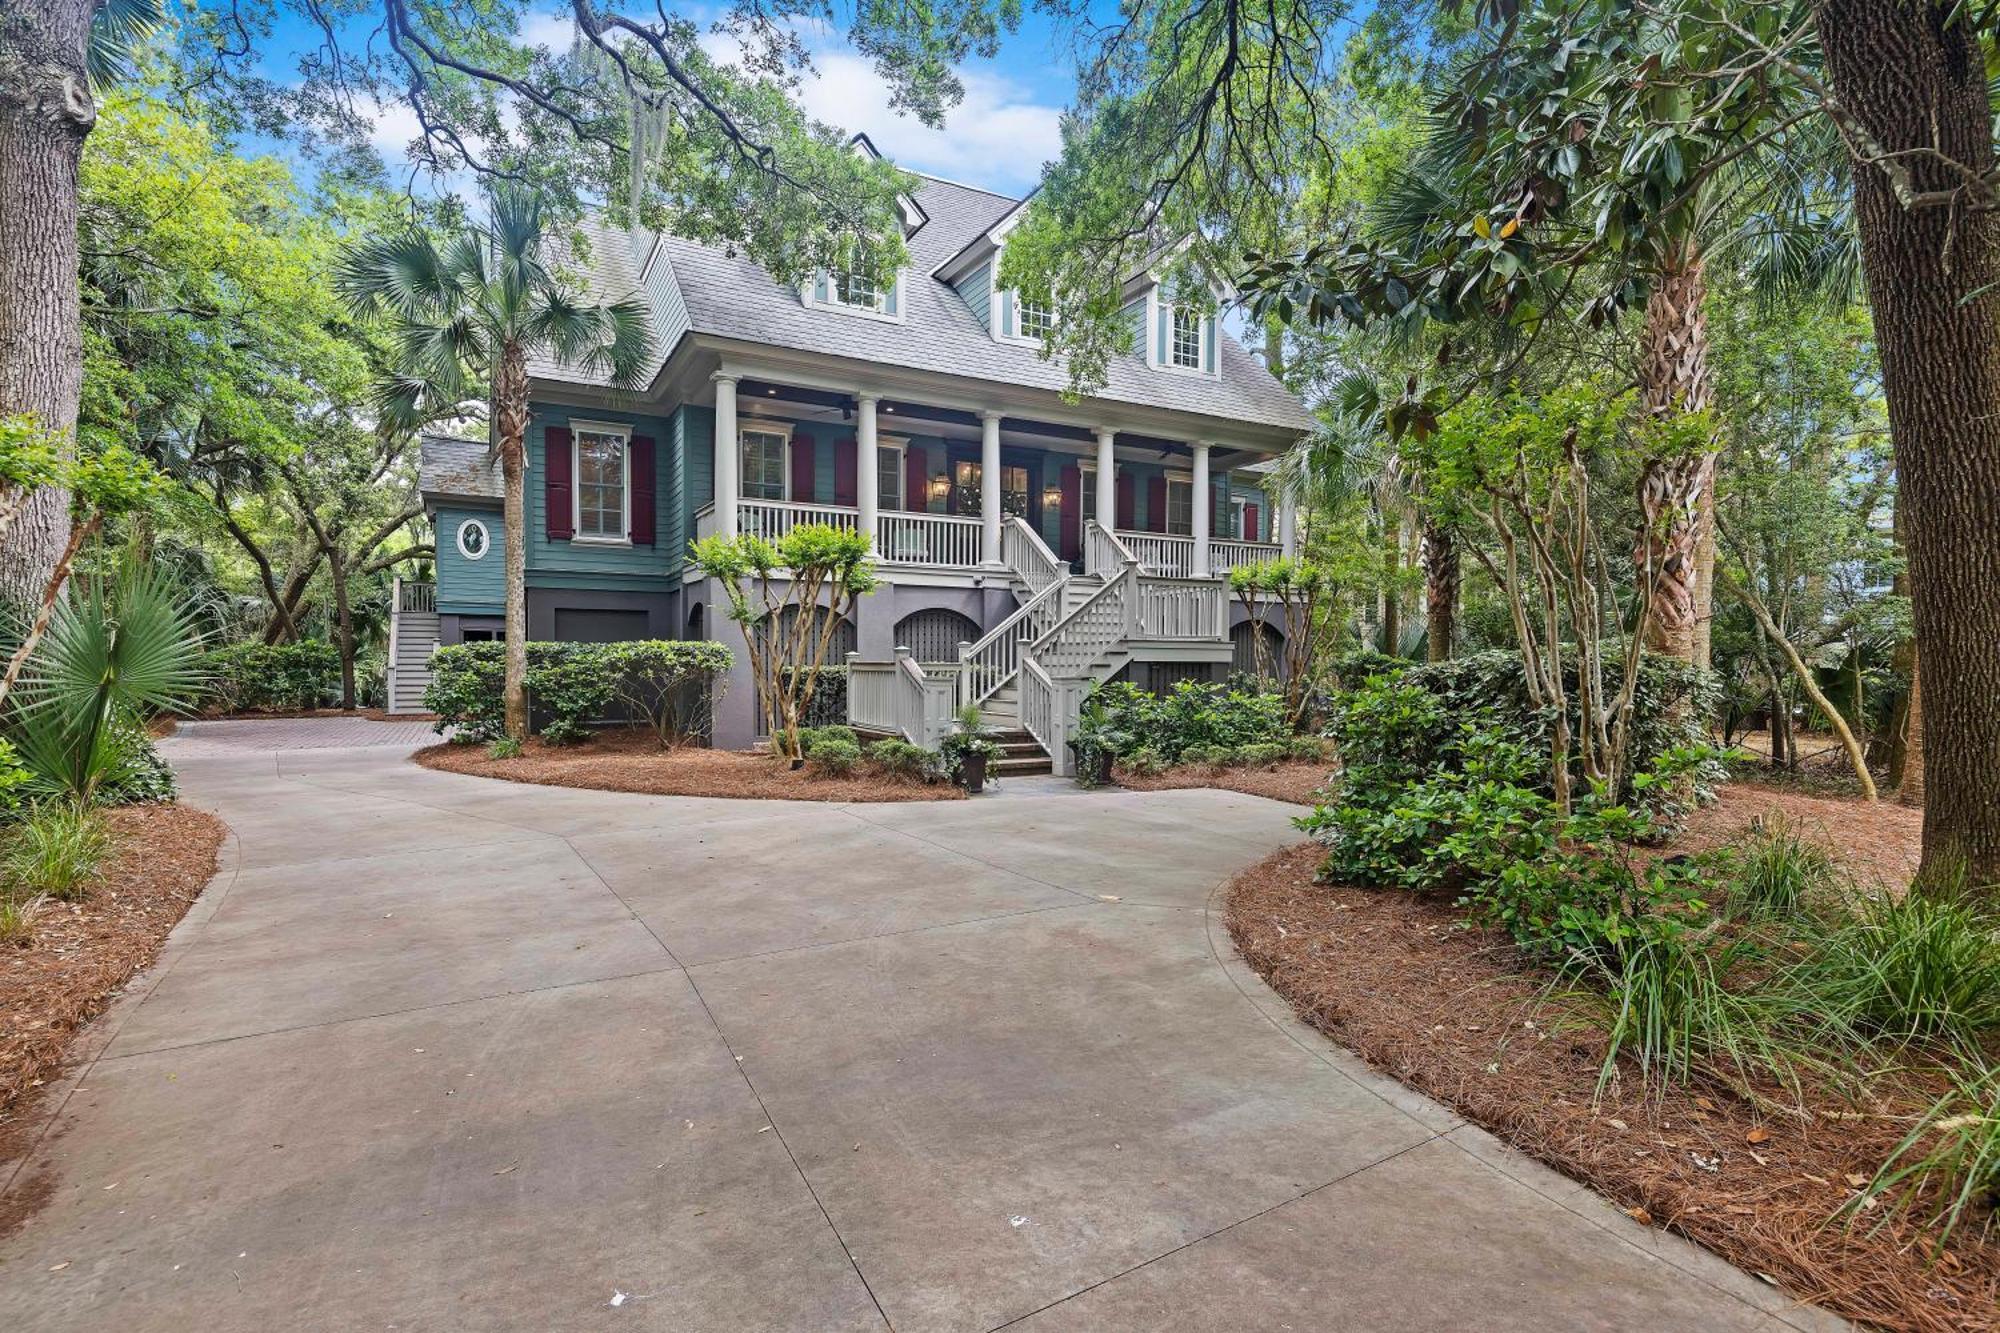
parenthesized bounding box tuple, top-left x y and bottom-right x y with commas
(1112, 531, 1284, 578)
(845, 648, 956, 748)
(1084, 520, 1139, 579)
(957, 576, 1068, 709)
(1213, 538, 1284, 571)
(876, 510, 982, 567)
(396, 580, 437, 614)
(1137, 577, 1228, 640)
(1003, 515, 1064, 593)
(741, 497, 860, 542)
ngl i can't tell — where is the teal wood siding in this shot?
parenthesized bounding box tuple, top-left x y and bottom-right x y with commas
(434, 507, 505, 614)
(528, 407, 675, 591)
(955, 260, 992, 329)
(1121, 298, 1146, 360)
(677, 403, 714, 561)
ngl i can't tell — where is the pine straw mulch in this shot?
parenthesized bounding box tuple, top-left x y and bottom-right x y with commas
(1, 805, 226, 1122)
(1225, 792, 1997, 1333)
(1110, 760, 1334, 806)
(414, 729, 967, 802)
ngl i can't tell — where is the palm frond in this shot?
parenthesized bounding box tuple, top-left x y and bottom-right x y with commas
(86, 0, 163, 88)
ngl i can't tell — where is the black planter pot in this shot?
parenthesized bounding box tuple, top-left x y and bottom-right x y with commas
(961, 752, 988, 794)
(1074, 745, 1114, 787)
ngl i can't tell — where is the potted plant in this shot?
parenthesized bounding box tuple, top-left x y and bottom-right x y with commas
(1068, 694, 1126, 788)
(941, 704, 1001, 793)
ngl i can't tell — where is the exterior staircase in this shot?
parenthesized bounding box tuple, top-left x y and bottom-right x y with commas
(849, 516, 1229, 776)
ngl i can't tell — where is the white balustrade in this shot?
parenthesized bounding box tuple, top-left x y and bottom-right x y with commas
(1003, 515, 1064, 594)
(875, 510, 983, 567)
(1213, 538, 1283, 571)
(957, 577, 1067, 708)
(845, 649, 955, 749)
(1137, 577, 1227, 640)
(1084, 520, 1138, 578)
(1115, 530, 1194, 578)
(739, 498, 860, 544)
(397, 580, 437, 614)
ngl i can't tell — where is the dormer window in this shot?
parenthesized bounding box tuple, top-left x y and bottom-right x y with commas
(1017, 296, 1057, 342)
(806, 266, 904, 320)
(1169, 307, 1203, 369)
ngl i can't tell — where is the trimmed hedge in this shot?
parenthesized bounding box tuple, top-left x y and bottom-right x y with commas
(426, 640, 733, 744)
(202, 641, 342, 713)
(1074, 678, 1292, 771)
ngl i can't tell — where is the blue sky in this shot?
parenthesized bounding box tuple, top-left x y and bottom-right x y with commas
(250, 2, 1085, 198)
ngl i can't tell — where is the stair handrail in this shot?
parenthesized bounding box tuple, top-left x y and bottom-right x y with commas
(1083, 519, 1138, 578)
(1031, 561, 1137, 677)
(957, 574, 1068, 709)
(1003, 515, 1064, 594)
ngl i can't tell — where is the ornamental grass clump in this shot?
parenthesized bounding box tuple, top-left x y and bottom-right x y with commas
(3, 803, 112, 901)
(1782, 883, 2000, 1051)
(1863, 1059, 2000, 1246)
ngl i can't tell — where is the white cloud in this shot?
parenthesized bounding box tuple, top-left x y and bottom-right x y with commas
(696, 29, 1065, 196)
(516, 8, 577, 51)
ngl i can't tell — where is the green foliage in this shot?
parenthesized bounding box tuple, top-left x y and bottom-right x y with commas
(1784, 890, 2000, 1049)
(202, 641, 342, 713)
(1326, 648, 1724, 814)
(0, 896, 31, 945)
(799, 725, 862, 776)
(3, 805, 112, 902)
(1864, 1060, 2000, 1248)
(866, 739, 943, 783)
(10, 561, 205, 806)
(0, 739, 30, 820)
(99, 724, 177, 805)
(425, 640, 732, 745)
(486, 736, 523, 760)
(608, 639, 734, 745)
(1074, 679, 1291, 767)
(1730, 817, 1839, 919)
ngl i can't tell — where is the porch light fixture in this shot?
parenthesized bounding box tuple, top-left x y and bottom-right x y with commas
(929, 472, 951, 502)
(1042, 485, 1063, 508)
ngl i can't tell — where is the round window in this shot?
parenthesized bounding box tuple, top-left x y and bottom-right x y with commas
(456, 518, 491, 561)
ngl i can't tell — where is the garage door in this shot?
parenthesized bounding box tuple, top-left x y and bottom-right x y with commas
(553, 608, 650, 643)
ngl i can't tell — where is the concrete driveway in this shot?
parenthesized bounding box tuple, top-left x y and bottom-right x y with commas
(0, 719, 1838, 1331)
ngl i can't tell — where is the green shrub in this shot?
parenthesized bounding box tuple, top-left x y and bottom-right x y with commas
(487, 736, 523, 760)
(1182, 742, 1234, 767)
(1785, 889, 2000, 1047)
(1284, 734, 1333, 763)
(802, 729, 862, 776)
(4, 804, 112, 901)
(1235, 742, 1288, 769)
(1075, 678, 1290, 765)
(1120, 747, 1168, 776)
(0, 738, 31, 820)
(1326, 646, 1723, 812)
(426, 640, 732, 744)
(202, 641, 341, 713)
(96, 726, 178, 805)
(866, 739, 941, 783)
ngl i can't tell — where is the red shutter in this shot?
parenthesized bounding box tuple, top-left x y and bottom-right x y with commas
(1147, 475, 1167, 533)
(1059, 463, 1081, 560)
(790, 436, 815, 503)
(1116, 471, 1135, 530)
(833, 437, 857, 506)
(1244, 503, 1260, 543)
(544, 426, 573, 540)
(629, 435, 656, 545)
(906, 446, 927, 513)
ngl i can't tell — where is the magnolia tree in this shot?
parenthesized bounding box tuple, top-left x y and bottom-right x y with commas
(690, 523, 876, 761)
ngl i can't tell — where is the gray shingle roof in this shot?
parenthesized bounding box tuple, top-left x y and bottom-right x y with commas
(530, 173, 1317, 435)
(419, 435, 501, 502)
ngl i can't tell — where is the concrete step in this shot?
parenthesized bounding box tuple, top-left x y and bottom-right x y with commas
(993, 755, 1053, 777)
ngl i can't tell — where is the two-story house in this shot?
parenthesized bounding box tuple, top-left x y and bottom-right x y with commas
(400, 138, 1316, 774)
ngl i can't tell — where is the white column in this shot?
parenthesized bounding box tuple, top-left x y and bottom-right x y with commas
(857, 393, 880, 555)
(979, 410, 1004, 567)
(1191, 441, 1212, 578)
(713, 372, 739, 538)
(1280, 485, 1298, 559)
(1094, 427, 1116, 535)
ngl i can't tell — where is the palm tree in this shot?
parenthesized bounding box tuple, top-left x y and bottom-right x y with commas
(337, 186, 652, 740)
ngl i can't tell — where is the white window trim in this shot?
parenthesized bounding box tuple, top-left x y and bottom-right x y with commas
(804, 269, 908, 323)
(737, 419, 795, 503)
(876, 434, 908, 510)
(455, 517, 492, 561)
(569, 420, 632, 546)
(1145, 286, 1220, 379)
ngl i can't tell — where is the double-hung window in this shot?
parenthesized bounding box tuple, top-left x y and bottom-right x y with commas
(1169, 307, 1203, 370)
(1016, 297, 1057, 342)
(837, 269, 884, 311)
(1166, 476, 1194, 536)
(739, 424, 790, 501)
(573, 424, 630, 542)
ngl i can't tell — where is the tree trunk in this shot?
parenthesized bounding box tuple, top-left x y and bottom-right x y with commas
(1815, 0, 2000, 882)
(496, 342, 531, 741)
(1634, 238, 1716, 664)
(1899, 661, 1925, 807)
(0, 0, 95, 609)
(1722, 567, 1877, 800)
(328, 541, 356, 711)
(1380, 514, 1401, 655)
(1421, 518, 1458, 662)
(1885, 485, 1918, 791)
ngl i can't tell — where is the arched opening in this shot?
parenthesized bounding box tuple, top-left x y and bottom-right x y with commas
(1232, 619, 1286, 682)
(687, 602, 705, 642)
(894, 608, 981, 664)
